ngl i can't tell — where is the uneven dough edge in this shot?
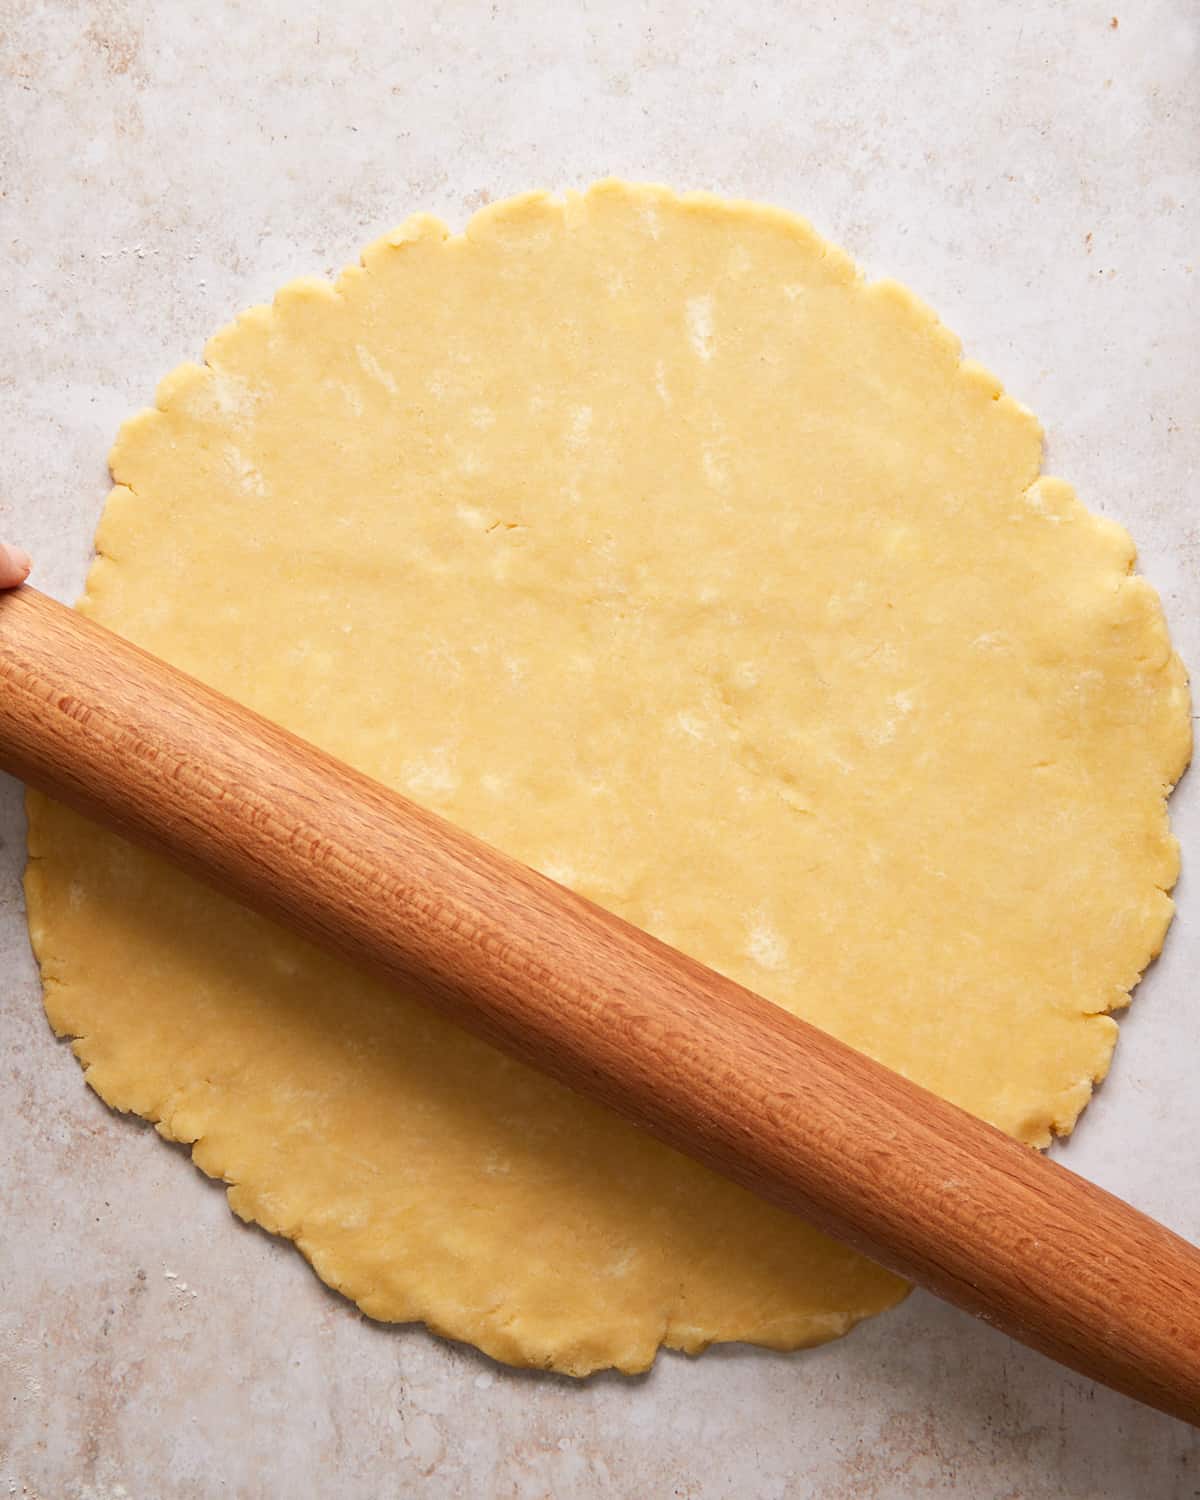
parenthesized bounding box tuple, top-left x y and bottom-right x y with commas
(23, 180, 1191, 1374)
(22, 823, 908, 1376)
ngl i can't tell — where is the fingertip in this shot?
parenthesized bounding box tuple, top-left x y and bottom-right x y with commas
(0, 543, 32, 585)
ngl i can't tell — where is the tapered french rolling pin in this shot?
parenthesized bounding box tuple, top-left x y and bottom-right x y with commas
(1, 583, 1197, 1424)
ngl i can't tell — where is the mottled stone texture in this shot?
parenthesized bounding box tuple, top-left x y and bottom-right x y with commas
(0, 1, 1197, 1494)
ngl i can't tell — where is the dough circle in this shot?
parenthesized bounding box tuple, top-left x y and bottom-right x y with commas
(26, 183, 1190, 1375)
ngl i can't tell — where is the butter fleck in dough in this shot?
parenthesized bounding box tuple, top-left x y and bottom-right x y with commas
(25, 183, 1190, 1375)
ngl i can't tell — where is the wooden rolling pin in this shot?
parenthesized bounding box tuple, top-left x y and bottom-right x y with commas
(1, 582, 1197, 1425)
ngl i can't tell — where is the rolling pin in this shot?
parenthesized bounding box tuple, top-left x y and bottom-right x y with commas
(1, 581, 1197, 1425)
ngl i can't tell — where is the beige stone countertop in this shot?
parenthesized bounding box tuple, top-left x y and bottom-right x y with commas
(1, 2, 1197, 1495)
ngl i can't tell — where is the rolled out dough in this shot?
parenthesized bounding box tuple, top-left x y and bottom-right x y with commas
(25, 183, 1190, 1375)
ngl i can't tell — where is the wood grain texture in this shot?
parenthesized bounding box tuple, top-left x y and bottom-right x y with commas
(0, 582, 1196, 1425)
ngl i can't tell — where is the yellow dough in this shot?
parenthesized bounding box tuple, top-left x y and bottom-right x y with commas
(25, 183, 1190, 1375)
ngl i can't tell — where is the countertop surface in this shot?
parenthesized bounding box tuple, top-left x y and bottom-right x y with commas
(1, 2, 1197, 1495)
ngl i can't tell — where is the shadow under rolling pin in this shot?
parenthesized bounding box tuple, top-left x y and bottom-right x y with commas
(0, 582, 1196, 1425)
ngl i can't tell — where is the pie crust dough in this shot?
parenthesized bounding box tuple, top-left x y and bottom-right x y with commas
(25, 183, 1190, 1374)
